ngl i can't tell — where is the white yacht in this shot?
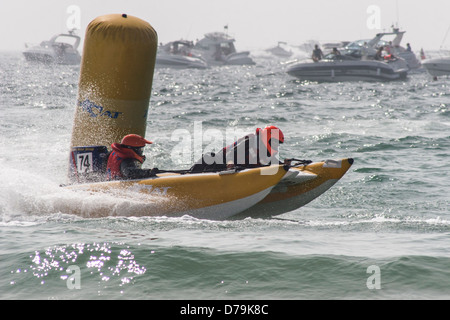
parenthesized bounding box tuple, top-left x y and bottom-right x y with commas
(156, 40, 208, 69)
(286, 53, 408, 82)
(193, 32, 255, 66)
(23, 31, 81, 65)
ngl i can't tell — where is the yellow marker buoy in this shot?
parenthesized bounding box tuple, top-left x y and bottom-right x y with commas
(68, 13, 157, 183)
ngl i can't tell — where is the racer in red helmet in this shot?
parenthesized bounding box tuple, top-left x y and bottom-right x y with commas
(106, 134, 157, 180)
(191, 126, 284, 172)
(256, 125, 285, 158)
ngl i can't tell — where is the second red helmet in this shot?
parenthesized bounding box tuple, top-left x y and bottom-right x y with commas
(120, 134, 152, 147)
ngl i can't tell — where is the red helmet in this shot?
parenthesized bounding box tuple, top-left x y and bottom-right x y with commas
(256, 126, 284, 156)
(120, 134, 152, 147)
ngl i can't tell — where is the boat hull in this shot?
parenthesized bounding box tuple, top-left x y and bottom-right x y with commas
(287, 60, 407, 82)
(62, 158, 353, 220)
(23, 49, 81, 65)
(421, 58, 450, 76)
(224, 52, 256, 65)
(234, 158, 353, 218)
(156, 54, 208, 69)
(64, 165, 287, 220)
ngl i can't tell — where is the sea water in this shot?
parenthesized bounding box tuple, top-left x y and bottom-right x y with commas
(0, 51, 449, 300)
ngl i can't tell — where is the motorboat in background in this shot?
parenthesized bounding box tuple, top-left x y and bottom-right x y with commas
(193, 32, 255, 66)
(265, 42, 293, 58)
(23, 30, 81, 65)
(156, 40, 208, 69)
(420, 23, 450, 78)
(286, 52, 408, 82)
(421, 56, 450, 78)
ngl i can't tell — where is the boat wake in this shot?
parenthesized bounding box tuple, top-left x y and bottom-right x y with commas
(0, 164, 172, 223)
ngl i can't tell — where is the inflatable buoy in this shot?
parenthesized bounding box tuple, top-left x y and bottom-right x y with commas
(70, 13, 157, 148)
(68, 14, 157, 183)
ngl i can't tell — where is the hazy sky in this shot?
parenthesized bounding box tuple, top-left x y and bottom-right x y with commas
(1, 0, 449, 52)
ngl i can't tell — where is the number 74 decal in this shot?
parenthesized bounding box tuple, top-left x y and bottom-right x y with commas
(76, 152, 93, 173)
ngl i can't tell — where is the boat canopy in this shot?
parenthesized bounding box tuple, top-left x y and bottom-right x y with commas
(47, 33, 81, 49)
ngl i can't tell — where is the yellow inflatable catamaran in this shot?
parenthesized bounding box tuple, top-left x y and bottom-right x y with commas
(64, 14, 353, 220)
(66, 158, 353, 220)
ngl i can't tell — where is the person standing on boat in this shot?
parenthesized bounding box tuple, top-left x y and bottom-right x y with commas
(375, 46, 384, 60)
(420, 48, 426, 60)
(192, 126, 285, 172)
(361, 42, 369, 59)
(312, 44, 324, 62)
(106, 134, 157, 180)
(406, 43, 412, 52)
(331, 47, 341, 56)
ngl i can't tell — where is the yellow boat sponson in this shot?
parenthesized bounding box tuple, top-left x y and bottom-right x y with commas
(234, 158, 354, 218)
(65, 165, 288, 219)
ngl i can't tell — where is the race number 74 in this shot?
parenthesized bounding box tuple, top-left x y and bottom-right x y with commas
(76, 152, 93, 173)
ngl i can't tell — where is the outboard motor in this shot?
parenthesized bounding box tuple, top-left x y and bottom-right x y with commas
(69, 145, 109, 183)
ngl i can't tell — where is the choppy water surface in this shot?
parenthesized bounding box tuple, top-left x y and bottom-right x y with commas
(0, 52, 449, 300)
